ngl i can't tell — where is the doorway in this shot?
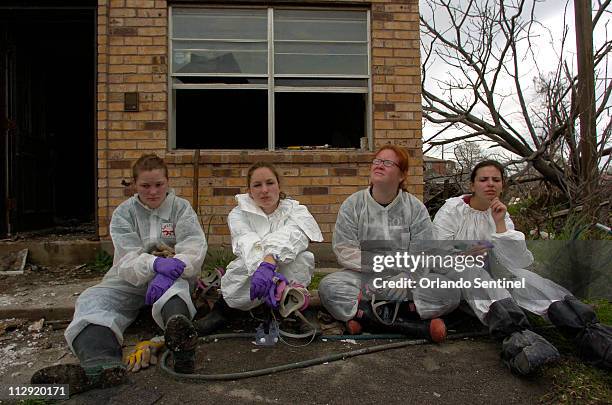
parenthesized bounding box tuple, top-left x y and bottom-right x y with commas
(0, 1, 96, 237)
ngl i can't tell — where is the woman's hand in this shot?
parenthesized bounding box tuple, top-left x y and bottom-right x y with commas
(490, 197, 507, 233)
(153, 257, 186, 280)
(250, 261, 277, 300)
(262, 254, 277, 265)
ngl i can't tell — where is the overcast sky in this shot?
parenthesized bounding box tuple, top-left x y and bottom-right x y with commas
(420, 0, 610, 163)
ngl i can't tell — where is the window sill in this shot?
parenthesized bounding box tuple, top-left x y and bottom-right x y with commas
(164, 149, 374, 164)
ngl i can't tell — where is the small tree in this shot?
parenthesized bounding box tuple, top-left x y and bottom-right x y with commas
(421, 0, 611, 220)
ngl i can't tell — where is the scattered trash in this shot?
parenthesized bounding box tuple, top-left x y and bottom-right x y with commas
(340, 339, 357, 344)
(56, 351, 68, 361)
(45, 320, 71, 331)
(434, 392, 441, 398)
(0, 318, 27, 335)
(251, 349, 259, 353)
(28, 318, 45, 333)
(0, 249, 28, 275)
(72, 264, 87, 271)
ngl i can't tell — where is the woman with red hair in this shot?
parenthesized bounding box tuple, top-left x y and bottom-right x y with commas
(319, 145, 458, 342)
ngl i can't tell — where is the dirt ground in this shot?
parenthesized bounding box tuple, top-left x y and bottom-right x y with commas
(0, 263, 103, 293)
(0, 307, 555, 405)
(0, 250, 554, 404)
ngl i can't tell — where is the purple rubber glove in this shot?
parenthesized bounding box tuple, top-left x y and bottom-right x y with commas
(263, 272, 289, 309)
(250, 262, 277, 301)
(153, 257, 186, 280)
(145, 274, 175, 305)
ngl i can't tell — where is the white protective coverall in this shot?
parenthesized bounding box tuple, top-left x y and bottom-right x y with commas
(432, 195, 569, 321)
(318, 188, 461, 322)
(221, 194, 323, 310)
(65, 191, 207, 350)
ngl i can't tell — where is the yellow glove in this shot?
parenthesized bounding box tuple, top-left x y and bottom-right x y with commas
(124, 336, 165, 372)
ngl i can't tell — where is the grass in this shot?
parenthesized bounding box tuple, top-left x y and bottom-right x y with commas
(540, 359, 612, 404)
(87, 249, 113, 273)
(308, 272, 325, 291)
(201, 246, 235, 276)
(537, 299, 612, 404)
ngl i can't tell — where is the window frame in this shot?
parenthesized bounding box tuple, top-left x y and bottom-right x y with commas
(168, 5, 372, 151)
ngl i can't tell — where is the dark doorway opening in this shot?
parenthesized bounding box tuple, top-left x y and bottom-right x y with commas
(0, 2, 96, 237)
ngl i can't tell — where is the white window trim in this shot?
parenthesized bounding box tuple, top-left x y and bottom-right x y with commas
(168, 5, 372, 151)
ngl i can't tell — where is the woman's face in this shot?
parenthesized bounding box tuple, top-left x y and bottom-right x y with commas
(249, 167, 280, 214)
(370, 149, 404, 190)
(470, 165, 503, 201)
(135, 169, 168, 209)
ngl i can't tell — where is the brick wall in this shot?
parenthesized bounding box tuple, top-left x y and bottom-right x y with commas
(96, 0, 423, 244)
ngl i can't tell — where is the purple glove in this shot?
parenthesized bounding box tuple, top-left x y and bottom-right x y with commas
(263, 272, 289, 309)
(153, 257, 186, 280)
(250, 262, 276, 301)
(145, 274, 175, 305)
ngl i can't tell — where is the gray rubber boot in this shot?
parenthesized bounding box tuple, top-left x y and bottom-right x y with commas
(548, 295, 612, 369)
(501, 329, 560, 375)
(486, 298, 559, 375)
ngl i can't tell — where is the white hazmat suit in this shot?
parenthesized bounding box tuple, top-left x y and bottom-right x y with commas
(221, 194, 323, 310)
(65, 191, 207, 350)
(432, 195, 569, 321)
(318, 188, 461, 322)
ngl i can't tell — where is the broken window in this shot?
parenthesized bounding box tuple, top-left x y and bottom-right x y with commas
(169, 7, 370, 150)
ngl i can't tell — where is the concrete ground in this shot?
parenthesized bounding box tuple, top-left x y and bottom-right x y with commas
(0, 317, 550, 405)
(0, 241, 553, 404)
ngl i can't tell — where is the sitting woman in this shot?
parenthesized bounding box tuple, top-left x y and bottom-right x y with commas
(32, 154, 207, 392)
(433, 159, 611, 374)
(318, 145, 457, 342)
(195, 162, 323, 335)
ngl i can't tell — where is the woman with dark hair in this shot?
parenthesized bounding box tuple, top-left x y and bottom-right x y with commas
(433, 160, 611, 374)
(318, 145, 457, 342)
(31, 154, 207, 392)
(195, 162, 323, 335)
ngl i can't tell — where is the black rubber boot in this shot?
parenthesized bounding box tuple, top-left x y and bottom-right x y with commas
(486, 298, 531, 339)
(31, 324, 126, 395)
(486, 298, 559, 375)
(162, 296, 197, 374)
(393, 317, 447, 343)
(193, 297, 230, 336)
(351, 299, 447, 343)
(548, 295, 612, 369)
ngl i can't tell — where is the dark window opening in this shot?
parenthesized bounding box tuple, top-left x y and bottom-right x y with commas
(175, 89, 267, 149)
(275, 92, 365, 148)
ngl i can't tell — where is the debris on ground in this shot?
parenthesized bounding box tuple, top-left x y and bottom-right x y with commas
(28, 318, 45, 333)
(0, 249, 28, 275)
(0, 318, 27, 335)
